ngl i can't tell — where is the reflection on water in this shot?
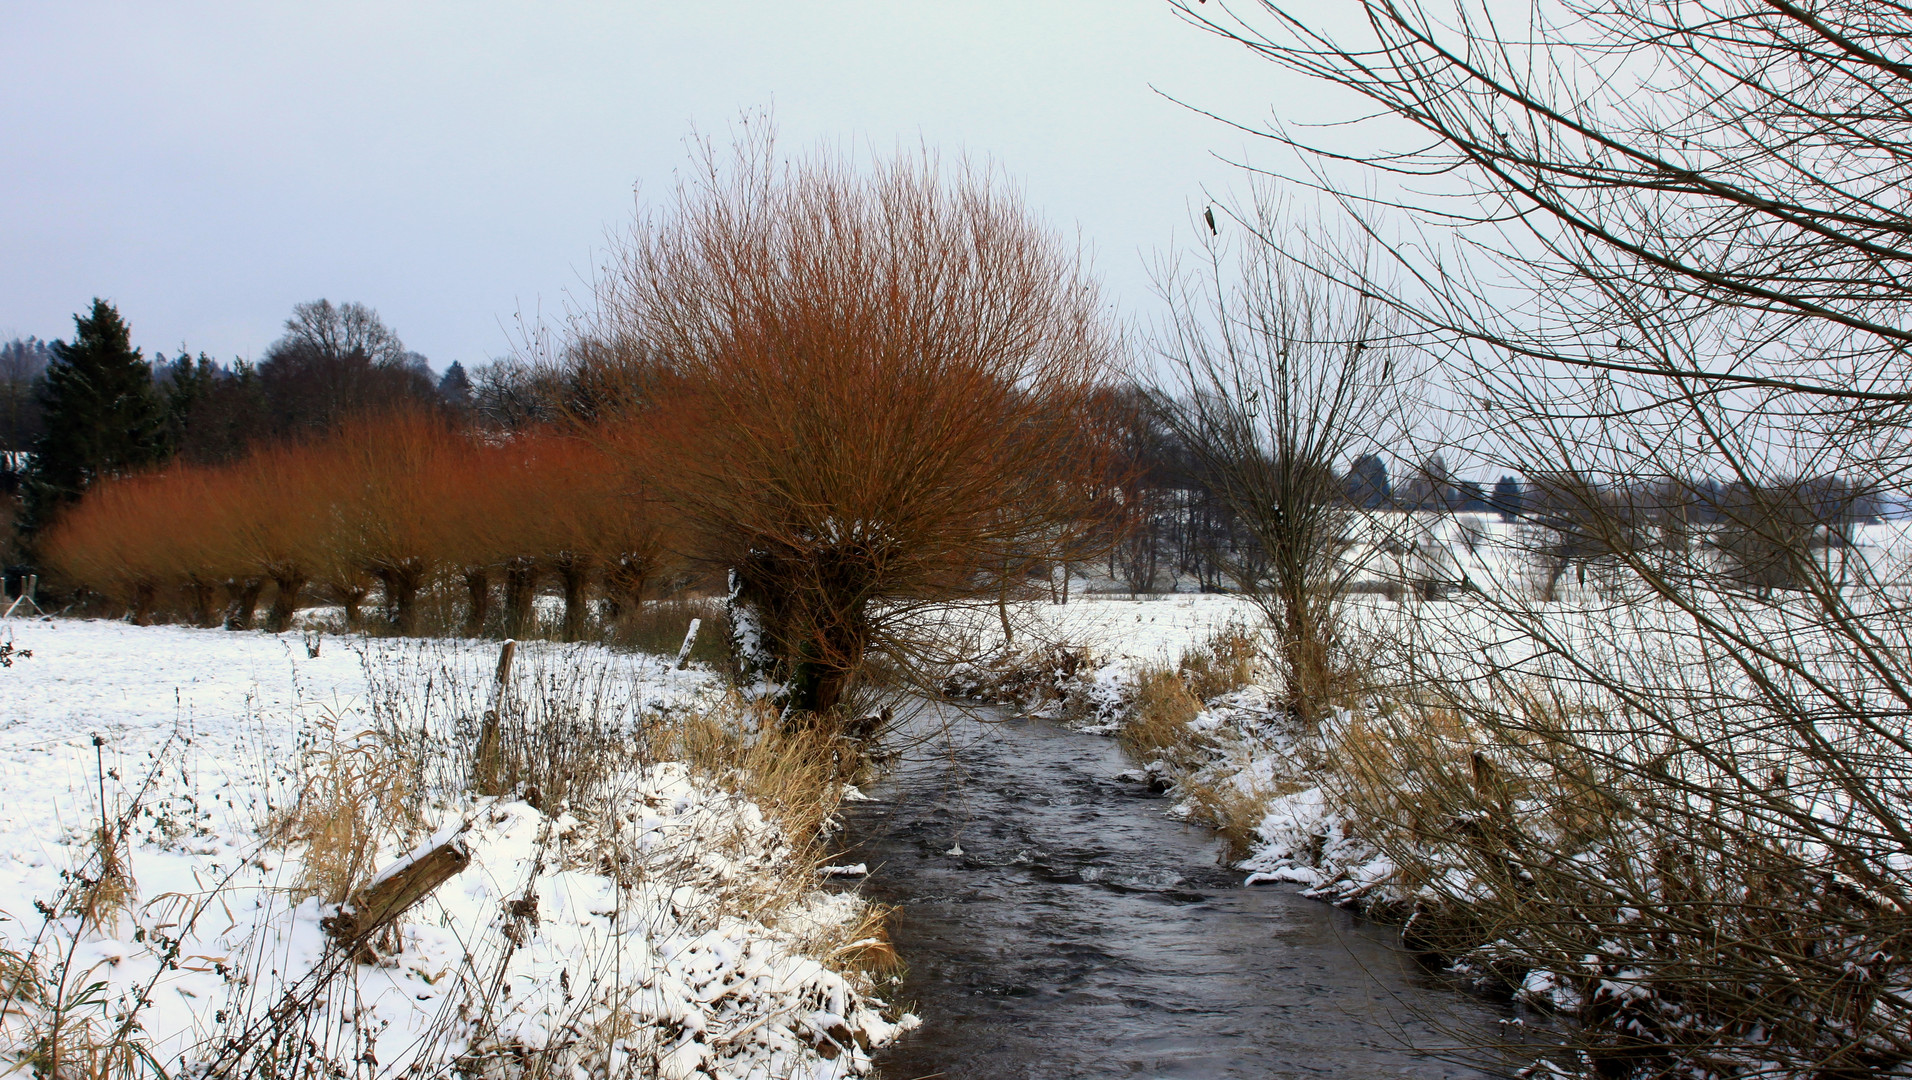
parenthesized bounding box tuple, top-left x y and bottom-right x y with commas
(841, 707, 1510, 1080)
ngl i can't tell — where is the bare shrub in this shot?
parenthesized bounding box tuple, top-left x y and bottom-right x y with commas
(1324, 685, 1912, 1076)
(1184, 0, 1912, 1072)
(39, 473, 193, 624)
(471, 647, 652, 808)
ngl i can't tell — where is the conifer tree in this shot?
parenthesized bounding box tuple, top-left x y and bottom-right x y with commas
(23, 300, 166, 537)
(1490, 475, 1525, 520)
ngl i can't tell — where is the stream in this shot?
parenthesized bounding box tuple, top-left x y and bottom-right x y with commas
(841, 706, 1511, 1080)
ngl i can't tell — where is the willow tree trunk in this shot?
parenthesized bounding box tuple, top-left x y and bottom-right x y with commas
(463, 566, 491, 637)
(328, 583, 369, 630)
(601, 557, 648, 634)
(185, 577, 219, 628)
(130, 581, 157, 626)
(503, 557, 539, 639)
(552, 552, 592, 642)
(266, 572, 307, 633)
(379, 560, 427, 637)
(225, 578, 263, 630)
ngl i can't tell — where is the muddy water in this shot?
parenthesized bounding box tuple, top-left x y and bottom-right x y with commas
(842, 708, 1509, 1080)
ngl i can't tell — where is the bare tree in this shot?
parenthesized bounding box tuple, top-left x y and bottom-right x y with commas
(259, 300, 438, 437)
(1147, 205, 1409, 720)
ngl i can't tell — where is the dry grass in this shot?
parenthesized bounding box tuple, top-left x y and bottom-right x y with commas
(13, 975, 148, 1080)
(1314, 688, 1912, 1077)
(1110, 624, 1271, 860)
(4, 636, 907, 1080)
(659, 699, 854, 846)
(69, 826, 135, 935)
(1180, 623, 1259, 702)
(608, 594, 731, 667)
(5, 787, 175, 1080)
(1116, 623, 1262, 768)
(1177, 769, 1290, 864)
(828, 901, 905, 980)
(1324, 698, 1632, 910)
(1116, 665, 1204, 764)
(269, 713, 422, 907)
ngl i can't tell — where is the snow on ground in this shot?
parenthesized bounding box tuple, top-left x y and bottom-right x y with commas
(1022, 592, 1262, 669)
(0, 619, 912, 1079)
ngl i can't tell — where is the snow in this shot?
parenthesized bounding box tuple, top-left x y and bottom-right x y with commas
(0, 619, 910, 1078)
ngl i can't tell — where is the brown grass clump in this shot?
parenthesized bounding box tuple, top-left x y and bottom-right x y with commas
(1117, 665, 1204, 765)
(12, 967, 148, 1080)
(1116, 624, 1262, 767)
(69, 826, 135, 935)
(823, 901, 906, 981)
(1111, 624, 1274, 860)
(661, 701, 851, 844)
(1178, 771, 1289, 864)
(272, 714, 422, 908)
(1180, 623, 1259, 702)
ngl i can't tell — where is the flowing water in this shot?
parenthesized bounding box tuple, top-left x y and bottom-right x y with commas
(841, 707, 1512, 1080)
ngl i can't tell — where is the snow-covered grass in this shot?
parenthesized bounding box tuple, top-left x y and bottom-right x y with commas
(0, 619, 912, 1079)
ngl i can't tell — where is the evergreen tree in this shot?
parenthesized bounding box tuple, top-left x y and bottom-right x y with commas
(169, 355, 269, 463)
(158, 350, 220, 452)
(438, 360, 472, 407)
(0, 337, 53, 452)
(22, 300, 167, 536)
(1344, 453, 1391, 508)
(1490, 474, 1525, 519)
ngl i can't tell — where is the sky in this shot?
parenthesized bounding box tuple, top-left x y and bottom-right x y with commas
(0, 2, 1337, 372)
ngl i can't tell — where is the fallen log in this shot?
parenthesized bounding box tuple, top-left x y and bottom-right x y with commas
(321, 831, 472, 957)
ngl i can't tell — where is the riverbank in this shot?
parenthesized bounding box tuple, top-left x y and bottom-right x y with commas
(958, 590, 1912, 1079)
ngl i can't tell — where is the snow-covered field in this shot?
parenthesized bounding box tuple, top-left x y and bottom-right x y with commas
(0, 620, 912, 1079)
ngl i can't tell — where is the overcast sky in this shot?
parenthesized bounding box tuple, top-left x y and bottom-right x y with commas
(0, 2, 1338, 370)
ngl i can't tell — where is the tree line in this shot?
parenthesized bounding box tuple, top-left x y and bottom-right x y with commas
(23, 133, 1116, 718)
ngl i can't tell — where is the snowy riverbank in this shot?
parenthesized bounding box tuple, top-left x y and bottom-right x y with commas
(0, 619, 911, 1079)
